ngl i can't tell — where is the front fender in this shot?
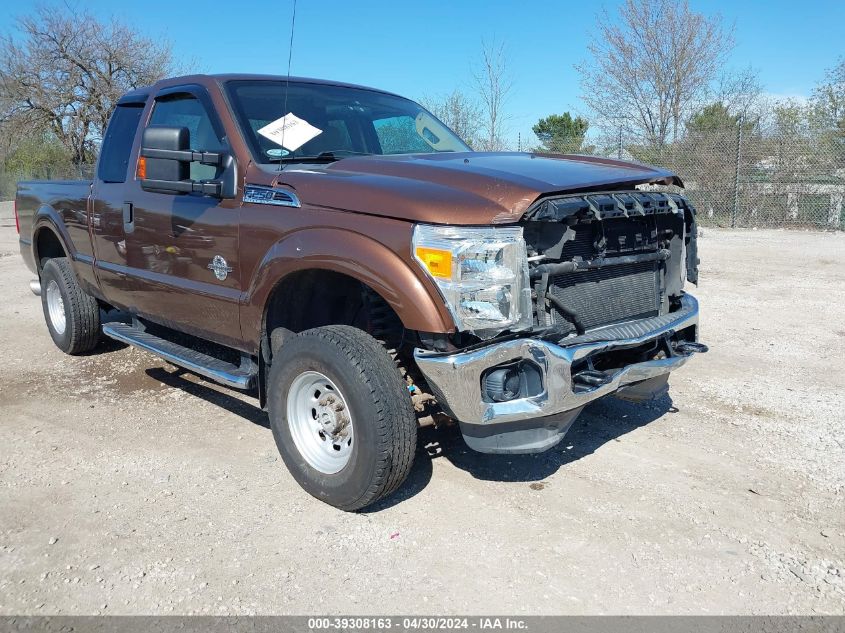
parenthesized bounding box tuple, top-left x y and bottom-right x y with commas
(240, 227, 454, 342)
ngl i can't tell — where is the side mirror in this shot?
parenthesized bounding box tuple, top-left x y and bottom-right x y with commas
(142, 125, 190, 183)
(139, 125, 237, 199)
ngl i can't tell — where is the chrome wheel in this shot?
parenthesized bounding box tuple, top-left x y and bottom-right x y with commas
(287, 371, 354, 474)
(45, 279, 66, 336)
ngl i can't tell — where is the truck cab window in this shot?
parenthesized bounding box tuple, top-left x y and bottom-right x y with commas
(225, 80, 471, 163)
(149, 95, 224, 181)
(372, 115, 432, 154)
(98, 103, 144, 183)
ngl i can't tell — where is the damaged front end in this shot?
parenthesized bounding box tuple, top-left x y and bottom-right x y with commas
(524, 190, 699, 335)
(413, 190, 707, 454)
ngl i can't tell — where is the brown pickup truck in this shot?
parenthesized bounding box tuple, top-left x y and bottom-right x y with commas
(15, 73, 706, 510)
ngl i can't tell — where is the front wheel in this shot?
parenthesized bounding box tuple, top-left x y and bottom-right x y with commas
(267, 325, 417, 511)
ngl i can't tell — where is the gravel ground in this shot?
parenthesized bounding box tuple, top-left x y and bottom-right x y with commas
(0, 200, 843, 615)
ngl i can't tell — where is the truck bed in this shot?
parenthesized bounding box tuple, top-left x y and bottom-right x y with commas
(16, 180, 92, 273)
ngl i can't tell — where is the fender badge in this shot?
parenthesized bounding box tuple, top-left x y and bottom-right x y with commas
(208, 255, 233, 281)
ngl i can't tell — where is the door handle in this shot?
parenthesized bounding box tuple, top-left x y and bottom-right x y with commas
(123, 202, 134, 233)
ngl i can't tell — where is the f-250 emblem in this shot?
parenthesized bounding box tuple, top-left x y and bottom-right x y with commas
(207, 255, 233, 281)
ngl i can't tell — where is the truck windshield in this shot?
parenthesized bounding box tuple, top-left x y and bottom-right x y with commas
(225, 80, 471, 163)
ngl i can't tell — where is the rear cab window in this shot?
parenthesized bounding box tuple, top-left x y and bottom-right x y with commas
(98, 103, 145, 183)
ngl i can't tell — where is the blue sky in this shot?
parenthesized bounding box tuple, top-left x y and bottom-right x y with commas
(2, 0, 843, 146)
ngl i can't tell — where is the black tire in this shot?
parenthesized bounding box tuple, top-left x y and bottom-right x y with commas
(40, 257, 101, 355)
(267, 325, 417, 511)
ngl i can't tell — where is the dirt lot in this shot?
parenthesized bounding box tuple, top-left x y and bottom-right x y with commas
(0, 200, 843, 615)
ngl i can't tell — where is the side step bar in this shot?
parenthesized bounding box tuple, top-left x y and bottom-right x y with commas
(102, 322, 257, 390)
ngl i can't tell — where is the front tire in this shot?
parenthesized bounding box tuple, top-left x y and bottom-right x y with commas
(267, 325, 417, 511)
(40, 257, 101, 355)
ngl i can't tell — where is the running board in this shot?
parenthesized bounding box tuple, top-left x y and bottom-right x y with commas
(102, 322, 256, 390)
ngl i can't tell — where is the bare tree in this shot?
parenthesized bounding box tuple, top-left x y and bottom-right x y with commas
(0, 5, 179, 164)
(473, 38, 513, 151)
(712, 66, 763, 120)
(421, 90, 482, 149)
(577, 0, 733, 148)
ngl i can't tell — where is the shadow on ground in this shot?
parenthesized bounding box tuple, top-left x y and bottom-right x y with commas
(366, 394, 675, 511)
(423, 395, 676, 484)
(146, 366, 268, 429)
(141, 363, 674, 511)
(79, 334, 127, 355)
(145, 364, 436, 513)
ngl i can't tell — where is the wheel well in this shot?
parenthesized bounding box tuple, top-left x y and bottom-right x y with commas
(260, 269, 442, 424)
(35, 228, 66, 271)
(264, 270, 404, 347)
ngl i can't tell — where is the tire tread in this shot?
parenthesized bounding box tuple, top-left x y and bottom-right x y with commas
(271, 325, 417, 511)
(42, 257, 100, 354)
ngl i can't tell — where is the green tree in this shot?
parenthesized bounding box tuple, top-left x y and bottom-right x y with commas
(4, 133, 74, 176)
(0, 131, 75, 198)
(687, 102, 756, 138)
(532, 113, 589, 153)
(688, 102, 739, 133)
(810, 57, 845, 135)
(808, 60, 845, 181)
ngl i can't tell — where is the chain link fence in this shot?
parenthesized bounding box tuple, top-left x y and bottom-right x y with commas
(2, 125, 844, 230)
(0, 163, 95, 201)
(535, 125, 845, 230)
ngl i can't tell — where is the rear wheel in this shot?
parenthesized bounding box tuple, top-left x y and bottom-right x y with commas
(40, 257, 101, 355)
(267, 325, 417, 511)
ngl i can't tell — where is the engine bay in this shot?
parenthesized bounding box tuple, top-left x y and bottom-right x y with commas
(522, 190, 699, 339)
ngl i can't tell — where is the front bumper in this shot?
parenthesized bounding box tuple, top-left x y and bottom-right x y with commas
(414, 293, 703, 453)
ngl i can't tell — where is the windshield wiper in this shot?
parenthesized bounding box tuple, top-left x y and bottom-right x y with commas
(315, 150, 373, 159)
(267, 150, 373, 164)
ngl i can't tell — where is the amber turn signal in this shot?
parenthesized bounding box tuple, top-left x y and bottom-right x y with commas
(136, 156, 146, 180)
(415, 247, 452, 279)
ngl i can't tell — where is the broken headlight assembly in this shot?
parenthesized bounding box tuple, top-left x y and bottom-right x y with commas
(412, 224, 532, 338)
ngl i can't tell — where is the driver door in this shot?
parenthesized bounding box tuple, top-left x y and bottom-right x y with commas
(122, 86, 242, 347)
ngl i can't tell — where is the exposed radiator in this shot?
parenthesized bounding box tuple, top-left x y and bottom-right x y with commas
(548, 261, 660, 333)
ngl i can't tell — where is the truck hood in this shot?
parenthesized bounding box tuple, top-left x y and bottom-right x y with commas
(261, 151, 682, 225)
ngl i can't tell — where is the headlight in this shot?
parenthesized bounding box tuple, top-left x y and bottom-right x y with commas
(412, 224, 532, 338)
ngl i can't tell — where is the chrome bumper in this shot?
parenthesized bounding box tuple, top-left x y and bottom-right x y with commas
(414, 294, 701, 432)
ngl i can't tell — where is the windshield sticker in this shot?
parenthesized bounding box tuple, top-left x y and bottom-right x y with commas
(266, 148, 290, 158)
(257, 113, 322, 151)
